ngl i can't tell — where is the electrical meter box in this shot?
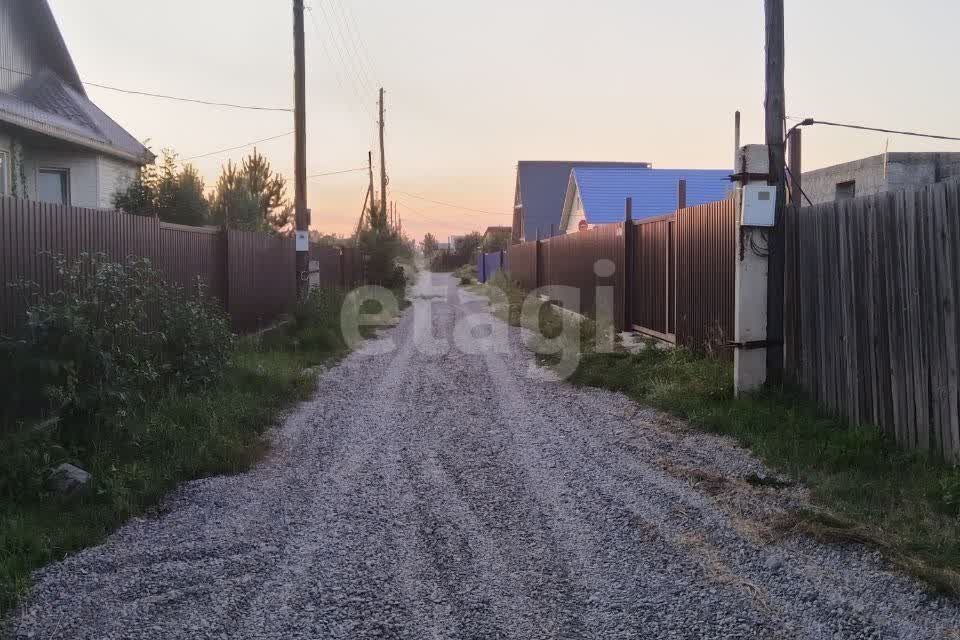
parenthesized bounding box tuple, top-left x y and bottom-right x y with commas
(741, 184, 777, 227)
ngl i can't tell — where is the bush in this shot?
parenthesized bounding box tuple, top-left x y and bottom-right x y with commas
(6, 254, 234, 428)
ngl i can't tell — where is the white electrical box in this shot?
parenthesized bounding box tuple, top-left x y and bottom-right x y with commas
(295, 230, 309, 252)
(741, 184, 777, 227)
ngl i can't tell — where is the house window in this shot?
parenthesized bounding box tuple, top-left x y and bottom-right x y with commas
(835, 180, 856, 201)
(38, 168, 70, 205)
(0, 150, 8, 196)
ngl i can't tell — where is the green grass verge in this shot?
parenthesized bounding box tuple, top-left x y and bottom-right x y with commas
(474, 271, 960, 595)
(0, 285, 407, 621)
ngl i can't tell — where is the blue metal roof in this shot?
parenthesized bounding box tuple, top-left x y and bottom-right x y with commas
(516, 161, 650, 241)
(573, 167, 733, 224)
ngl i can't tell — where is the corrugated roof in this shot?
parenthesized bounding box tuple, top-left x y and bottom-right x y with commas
(516, 161, 650, 241)
(573, 167, 733, 224)
(0, 1, 152, 165)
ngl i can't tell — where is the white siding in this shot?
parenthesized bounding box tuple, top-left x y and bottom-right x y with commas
(97, 155, 136, 208)
(566, 194, 587, 233)
(22, 148, 99, 207)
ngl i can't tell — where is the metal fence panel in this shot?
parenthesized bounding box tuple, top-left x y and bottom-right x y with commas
(675, 198, 736, 353)
(0, 196, 305, 336)
(631, 215, 674, 339)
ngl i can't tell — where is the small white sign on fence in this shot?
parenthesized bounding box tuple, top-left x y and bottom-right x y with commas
(295, 230, 309, 252)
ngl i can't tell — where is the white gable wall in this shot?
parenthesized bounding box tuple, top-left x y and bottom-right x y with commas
(97, 155, 136, 208)
(559, 174, 589, 234)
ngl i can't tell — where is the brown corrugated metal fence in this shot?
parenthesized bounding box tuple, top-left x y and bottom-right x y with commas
(226, 229, 296, 333)
(540, 224, 626, 328)
(505, 242, 538, 291)
(0, 196, 311, 335)
(675, 199, 736, 353)
(631, 215, 674, 339)
(502, 198, 735, 353)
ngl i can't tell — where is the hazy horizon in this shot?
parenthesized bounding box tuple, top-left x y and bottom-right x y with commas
(48, 0, 960, 241)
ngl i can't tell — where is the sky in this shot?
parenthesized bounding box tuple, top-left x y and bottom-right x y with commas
(48, 0, 960, 242)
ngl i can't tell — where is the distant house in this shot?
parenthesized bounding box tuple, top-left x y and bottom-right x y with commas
(558, 167, 732, 233)
(512, 161, 651, 242)
(0, 0, 153, 208)
(800, 152, 960, 206)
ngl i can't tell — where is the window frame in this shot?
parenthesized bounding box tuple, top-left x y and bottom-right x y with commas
(835, 180, 856, 202)
(37, 167, 71, 206)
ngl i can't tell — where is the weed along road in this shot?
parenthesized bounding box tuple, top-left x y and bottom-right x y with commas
(11, 272, 960, 639)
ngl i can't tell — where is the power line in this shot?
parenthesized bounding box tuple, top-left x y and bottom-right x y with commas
(336, 0, 381, 86)
(327, 0, 378, 91)
(182, 131, 294, 161)
(395, 200, 466, 227)
(306, 5, 374, 114)
(0, 64, 292, 113)
(788, 116, 960, 142)
(308, 166, 368, 178)
(393, 190, 512, 217)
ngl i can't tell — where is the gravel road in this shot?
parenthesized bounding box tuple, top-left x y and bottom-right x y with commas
(10, 272, 960, 639)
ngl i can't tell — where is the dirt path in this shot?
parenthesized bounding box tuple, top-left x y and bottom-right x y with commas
(11, 272, 960, 639)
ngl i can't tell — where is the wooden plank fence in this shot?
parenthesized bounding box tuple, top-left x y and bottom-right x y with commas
(785, 180, 960, 459)
(0, 196, 357, 335)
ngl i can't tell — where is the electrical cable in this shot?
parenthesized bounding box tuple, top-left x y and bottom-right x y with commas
(393, 190, 512, 217)
(308, 166, 369, 178)
(784, 166, 814, 206)
(787, 116, 960, 142)
(0, 64, 292, 112)
(182, 132, 294, 161)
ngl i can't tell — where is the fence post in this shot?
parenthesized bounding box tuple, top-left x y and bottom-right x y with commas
(623, 197, 633, 331)
(500, 248, 505, 278)
(339, 247, 346, 289)
(221, 224, 231, 319)
(535, 228, 542, 289)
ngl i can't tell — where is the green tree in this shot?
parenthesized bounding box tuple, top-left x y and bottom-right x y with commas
(455, 232, 482, 260)
(422, 232, 439, 257)
(481, 228, 512, 253)
(209, 148, 289, 233)
(112, 149, 210, 226)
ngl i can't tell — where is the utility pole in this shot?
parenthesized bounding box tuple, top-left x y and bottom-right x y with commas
(378, 88, 388, 228)
(293, 0, 309, 299)
(764, 0, 786, 385)
(788, 129, 802, 205)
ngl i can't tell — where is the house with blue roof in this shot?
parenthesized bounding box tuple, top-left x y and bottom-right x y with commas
(558, 166, 733, 233)
(512, 161, 651, 242)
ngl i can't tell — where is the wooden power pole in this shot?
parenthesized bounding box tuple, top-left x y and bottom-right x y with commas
(293, 0, 309, 299)
(764, 0, 786, 384)
(378, 88, 388, 228)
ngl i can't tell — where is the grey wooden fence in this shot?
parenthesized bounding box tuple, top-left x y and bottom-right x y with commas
(785, 179, 960, 459)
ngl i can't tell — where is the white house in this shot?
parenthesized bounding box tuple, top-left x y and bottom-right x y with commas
(0, 0, 153, 208)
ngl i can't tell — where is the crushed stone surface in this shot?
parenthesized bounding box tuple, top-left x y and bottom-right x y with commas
(10, 272, 960, 639)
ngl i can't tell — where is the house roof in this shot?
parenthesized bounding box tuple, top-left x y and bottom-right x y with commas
(516, 161, 650, 241)
(0, 1, 153, 165)
(483, 225, 510, 236)
(568, 167, 733, 227)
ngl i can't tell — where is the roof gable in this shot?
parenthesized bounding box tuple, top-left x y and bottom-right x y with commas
(0, 0, 151, 164)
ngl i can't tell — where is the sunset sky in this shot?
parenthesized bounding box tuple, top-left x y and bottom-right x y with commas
(47, 0, 960, 242)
